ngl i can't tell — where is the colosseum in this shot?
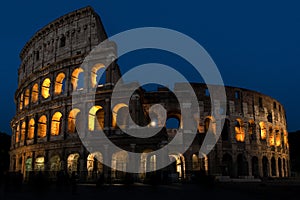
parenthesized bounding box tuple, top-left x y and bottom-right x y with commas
(10, 6, 290, 183)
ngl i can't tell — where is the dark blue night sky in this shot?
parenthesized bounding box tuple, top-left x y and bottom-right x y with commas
(0, 0, 299, 135)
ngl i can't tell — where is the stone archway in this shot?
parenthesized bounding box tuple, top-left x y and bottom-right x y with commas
(262, 156, 269, 177)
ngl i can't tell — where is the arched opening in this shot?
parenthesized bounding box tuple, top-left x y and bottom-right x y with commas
(262, 156, 269, 177)
(59, 34, 66, 47)
(237, 154, 249, 176)
(252, 156, 259, 178)
(51, 112, 62, 136)
(54, 73, 66, 95)
(275, 129, 281, 147)
(222, 154, 233, 177)
(21, 121, 26, 141)
(271, 157, 276, 177)
(41, 78, 51, 99)
(166, 117, 180, 129)
(111, 151, 129, 180)
(192, 154, 200, 171)
(259, 122, 267, 140)
(221, 119, 230, 141)
(35, 156, 45, 171)
(112, 103, 129, 129)
(24, 89, 30, 107)
(283, 158, 286, 177)
(139, 150, 157, 180)
(139, 149, 157, 180)
(38, 115, 47, 138)
(19, 93, 23, 110)
(49, 155, 61, 179)
(87, 152, 103, 180)
(199, 153, 209, 173)
(204, 117, 215, 135)
(31, 83, 39, 103)
(28, 118, 35, 139)
(91, 64, 106, 88)
(15, 124, 20, 143)
(71, 68, 84, 91)
(278, 158, 282, 177)
(67, 153, 80, 175)
(169, 154, 185, 180)
(248, 120, 256, 141)
(89, 106, 104, 131)
(192, 153, 208, 175)
(269, 126, 275, 146)
(235, 119, 245, 142)
(68, 109, 81, 133)
(25, 157, 32, 179)
(50, 155, 61, 172)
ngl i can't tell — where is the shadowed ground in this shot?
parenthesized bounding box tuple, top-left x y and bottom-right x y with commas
(1, 179, 300, 200)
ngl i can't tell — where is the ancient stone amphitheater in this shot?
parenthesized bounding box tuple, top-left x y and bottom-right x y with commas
(10, 6, 290, 183)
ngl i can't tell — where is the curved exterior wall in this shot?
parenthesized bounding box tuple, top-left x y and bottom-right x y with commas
(10, 6, 290, 182)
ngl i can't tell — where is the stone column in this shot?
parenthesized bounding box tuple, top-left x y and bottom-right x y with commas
(103, 144, 112, 183)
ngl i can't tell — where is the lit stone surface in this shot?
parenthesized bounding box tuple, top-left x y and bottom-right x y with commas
(10, 6, 290, 183)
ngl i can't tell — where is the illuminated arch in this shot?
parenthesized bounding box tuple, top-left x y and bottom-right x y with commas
(42, 78, 51, 99)
(38, 115, 47, 138)
(21, 121, 26, 141)
(15, 124, 20, 143)
(235, 119, 245, 142)
(111, 151, 129, 179)
(24, 89, 30, 107)
(259, 122, 267, 140)
(89, 106, 104, 131)
(67, 153, 80, 174)
(51, 112, 62, 136)
(275, 128, 281, 147)
(147, 105, 168, 128)
(68, 108, 81, 133)
(35, 156, 45, 171)
(169, 153, 185, 179)
(71, 68, 84, 91)
(248, 120, 256, 141)
(54, 73, 66, 95)
(91, 64, 106, 88)
(50, 155, 61, 171)
(31, 83, 39, 103)
(19, 93, 23, 110)
(139, 150, 157, 179)
(268, 126, 275, 146)
(192, 154, 200, 171)
(25, 157, 33, 176)
(87, 152, 103, 179)
(204, 116, 216, 135)
(28, 118, 35, 139)
(112, 103, 129, 128)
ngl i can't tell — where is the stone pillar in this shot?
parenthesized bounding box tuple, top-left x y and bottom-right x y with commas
(34, 114, 39, 144)
(47, 111, 51, 142)
(103, 144, 112, 183)
(129, 144, 138, 182)
(63, 105, 68, 139)
(184, 149, 193, 181)
(104, 98, 111, 131)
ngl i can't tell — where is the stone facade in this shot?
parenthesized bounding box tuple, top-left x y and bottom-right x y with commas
(10, 6, 290, 183)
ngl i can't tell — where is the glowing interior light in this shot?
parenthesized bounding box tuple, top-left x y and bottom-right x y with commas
(150, 121, 157, 127)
